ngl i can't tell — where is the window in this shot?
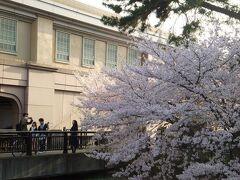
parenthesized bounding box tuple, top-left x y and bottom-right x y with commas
(106, 44, 117, 68)
(127, 48, 140, 66)
(83, 38, 95, 66)
(56, 31, 70, 62)
(0, 17, 17, 54)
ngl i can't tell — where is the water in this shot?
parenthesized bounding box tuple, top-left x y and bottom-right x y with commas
(32, 171, 125, 180)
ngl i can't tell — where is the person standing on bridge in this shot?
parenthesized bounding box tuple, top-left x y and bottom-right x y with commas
(38, 118, 49, 152)
(30, 121, 38, 154)
(18, 113, 33, 154)
(70, 120, 78, 153)
(20, 113, 33, 131)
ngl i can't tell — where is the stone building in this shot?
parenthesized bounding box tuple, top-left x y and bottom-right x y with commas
(0, 0, 141, 129)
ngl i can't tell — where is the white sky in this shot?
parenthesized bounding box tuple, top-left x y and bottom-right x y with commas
(75, 0, 179, 35)
(75, 0, 240, 36)
(75, 0, 240, 13)
(76, 0, 109, 10)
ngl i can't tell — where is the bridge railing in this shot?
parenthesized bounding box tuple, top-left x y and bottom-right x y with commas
(0, 130, 96, 156)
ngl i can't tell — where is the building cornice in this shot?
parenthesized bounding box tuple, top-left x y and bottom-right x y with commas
(27, 63, 58, 72)
(0, 4, 37, 22)
(0, 0, 130, 44)
(53, 21, 129, 46)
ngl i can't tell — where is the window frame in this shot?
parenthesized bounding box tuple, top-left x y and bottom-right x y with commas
(82, 37, 96, 67)
(55, 30, 70, 64)
(127, 47, 140, 66)
(0, 16, 17, 55)
(106, 43, 118, 68)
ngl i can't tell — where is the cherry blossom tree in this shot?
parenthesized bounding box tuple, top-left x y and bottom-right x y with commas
(101, 0, 240, 45)
(76, 29, 240, 179)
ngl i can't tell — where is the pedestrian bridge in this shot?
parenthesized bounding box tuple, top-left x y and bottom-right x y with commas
(0, 130, 108, 180)
(0, 152, 107, 180)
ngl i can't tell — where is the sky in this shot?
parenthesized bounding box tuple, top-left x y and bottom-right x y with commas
(76, 0, 109, 11)
(75, 0, 240, 12)
(75, 0, 240, 36)
(75, 0, 177, 35)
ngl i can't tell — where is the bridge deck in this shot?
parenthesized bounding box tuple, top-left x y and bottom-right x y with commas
(0, 148, 92, 158)
(0, 131, 109, 180)
(0, 151, 107, 180)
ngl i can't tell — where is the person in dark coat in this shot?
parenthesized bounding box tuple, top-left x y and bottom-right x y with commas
(70, 120, 78, 153)
(19, 113, 33, 153)
(20, 113, 33, 131)
(38, 118, 48, 152)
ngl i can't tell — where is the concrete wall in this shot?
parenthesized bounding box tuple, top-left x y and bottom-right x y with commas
(0, 153, 106, 180)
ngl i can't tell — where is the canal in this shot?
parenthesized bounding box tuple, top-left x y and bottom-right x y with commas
(29, 170, 126, 180)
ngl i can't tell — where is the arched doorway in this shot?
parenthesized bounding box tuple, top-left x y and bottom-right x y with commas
(0, 94, 22, 129)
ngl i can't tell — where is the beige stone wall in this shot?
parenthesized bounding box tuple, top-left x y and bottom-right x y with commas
(27, 69, 55, 125)
(70, 34, 82, 67)
(118, 45, 127, 68)
(18, 21, 32, 61)
(31, 20, 37, 63)
(52, 31, 83, 70)
(51, 29, 124, 73)
(0, 85, 25, 112)
(0, 63, 27, 128)
(52, 29, 128, 72)
(35, 17, 53, 65)
(95, 40, 106, 70)
(0, 15, 131, 129)
(51, 0, 115, 17)
(0, 84, 25, 128)
(0, 97, 19, 129)
(53, 72, 82, 129)
(0, 64, 27, 86)
(55, 72, 82, 91)
(53, 90, 81, 130)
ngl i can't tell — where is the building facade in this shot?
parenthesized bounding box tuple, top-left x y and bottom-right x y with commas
(0, 0, 141, 129)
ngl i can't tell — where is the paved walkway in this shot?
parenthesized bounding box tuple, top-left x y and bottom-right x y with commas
(0, 148, 92, 159)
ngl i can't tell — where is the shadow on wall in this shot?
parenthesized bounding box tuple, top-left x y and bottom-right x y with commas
(0, 96, 19, 129)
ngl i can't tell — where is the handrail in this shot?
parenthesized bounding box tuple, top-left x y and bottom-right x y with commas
(0, 131, 97, 156)
(0, 130, 97, 134)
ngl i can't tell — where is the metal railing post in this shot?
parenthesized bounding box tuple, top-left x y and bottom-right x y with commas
(63, 131, 68, 154)
(80, 132, 83, 148)
(0, 130, 96, 155)
(26, 132, 32, 156)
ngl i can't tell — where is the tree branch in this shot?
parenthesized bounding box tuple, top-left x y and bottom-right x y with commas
(202, 2, 240, 20)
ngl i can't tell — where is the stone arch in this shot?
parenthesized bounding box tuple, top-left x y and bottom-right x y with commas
(0, 92, 23, 129)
